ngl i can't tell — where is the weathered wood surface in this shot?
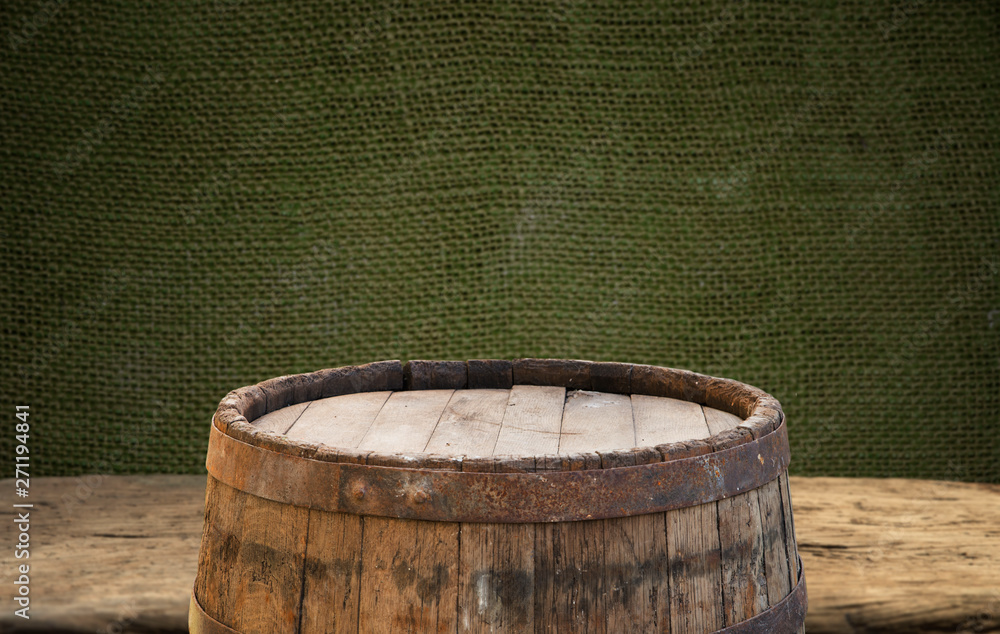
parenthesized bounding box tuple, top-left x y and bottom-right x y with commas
(300, 506, 363, 633)
(283, 390, 392, 449)
(458, 458, 536, 633)
(256, 387, 738, 459)
(491, 385, 564, 456)
(0, 475, 202, 634)
(195, 477, 309, 632)
(797, 477, 1000, 634)
(2, 475, 997, 633)
(667, 500, 725, 632)
(632, 393, 709, 445)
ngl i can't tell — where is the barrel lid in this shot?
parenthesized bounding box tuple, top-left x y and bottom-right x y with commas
(212, 359, 784, 472)
(254, 386, 746, 458)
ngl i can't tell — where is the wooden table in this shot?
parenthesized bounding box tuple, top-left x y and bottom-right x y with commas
(1, 475, 997, 633)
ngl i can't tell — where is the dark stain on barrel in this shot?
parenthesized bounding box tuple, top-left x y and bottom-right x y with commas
(470, 569, 533, 628)
(391, 604, 427, 632)
(207, 535, 303, 593)
(668, 545, 723, 580)
(534, 553, 672, 626)
(415, 563, 450, 602)
(391, 559, 450, 604)
(391, 559, 418, 591)
(305, 555, 356, 581)
(215, 533, 242, 568)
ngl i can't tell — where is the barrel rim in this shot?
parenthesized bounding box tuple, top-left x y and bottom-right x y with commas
(210, 359, 784, 472)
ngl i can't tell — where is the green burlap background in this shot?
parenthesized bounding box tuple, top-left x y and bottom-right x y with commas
(1, 1, 997, 481)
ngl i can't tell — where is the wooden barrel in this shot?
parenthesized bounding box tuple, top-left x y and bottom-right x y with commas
(191, 359, 806, 633)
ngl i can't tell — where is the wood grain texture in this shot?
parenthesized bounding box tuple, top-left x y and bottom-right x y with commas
(195, 476, 309, 633)
(712, 421, 769, 628)
(589, 361, 631, 394)
(299, 509, 363, 634)
(632, 394, 710, 446)
(254, 389, 754, 459)
(512, 358, 591, 389)
(357, 516, 460, 633)
(492, 385, 565, 456)
(717, 491, 769, 625)
(284, 391, 391, 448)
(659, 403, 726, 633)
(423, 389, 509, 456)
(703, 405, 743, 435)
(6, 475, 999, 633)
(667, 501, 725, 633)
(559, 390, 634, 454)
(405, 360, 468, 390)
(458, 520, 535, 633)
(757, 478, 793, 606)
(603, 514, 670, 632)
(346, 360, 405, 393)
(0, 475, 202, 634)
(356, 389, 454, 453)
(777, 474, 806, 634)
(793, 477, 1000, 634)
(601, 451, 670, 633)
(466, 359, 513, 389)
(251, 400, 311, 433)
(356, 393, 461, 631)
(778, 475, 800, 592)
(780, 473, 808, 634)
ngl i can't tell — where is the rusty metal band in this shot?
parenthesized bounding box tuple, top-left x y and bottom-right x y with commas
(716, 558, 808, 633)
(206, 418, 790, 523)
(189, 590, 240, 634)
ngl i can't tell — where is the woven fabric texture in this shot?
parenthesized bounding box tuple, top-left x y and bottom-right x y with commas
(1, 1, 997, 481)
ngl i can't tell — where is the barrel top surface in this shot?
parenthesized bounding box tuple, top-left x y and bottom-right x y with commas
(208, 360, 789, 520)
(252, 388, 744, 457)
(214, 359, 785, 470)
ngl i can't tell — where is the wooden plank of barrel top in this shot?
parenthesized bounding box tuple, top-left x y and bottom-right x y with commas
(1, 475, 998, 633)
